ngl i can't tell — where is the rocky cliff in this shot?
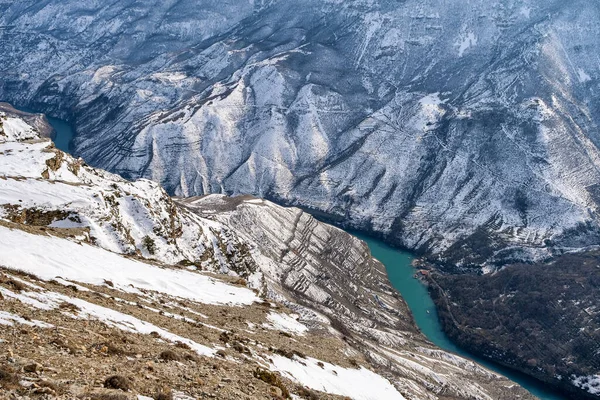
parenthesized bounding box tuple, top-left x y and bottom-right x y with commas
(2, 0, 600, 267)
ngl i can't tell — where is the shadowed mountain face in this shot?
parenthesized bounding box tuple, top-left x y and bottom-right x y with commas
(2, 0, 600, 267)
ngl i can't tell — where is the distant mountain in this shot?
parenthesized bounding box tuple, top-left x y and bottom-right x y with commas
(2, 0, 600, 268)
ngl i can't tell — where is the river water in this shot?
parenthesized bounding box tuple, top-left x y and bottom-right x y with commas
(44, 114, 565, 400)
(17, 107, 75, 153)
(46, 115, 75, 153)
(354, 233, 567, 400)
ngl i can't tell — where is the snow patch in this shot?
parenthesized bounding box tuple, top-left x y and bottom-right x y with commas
(265, 312, 308, 335)
(520, 6, 532, 19)
(572, 374, 600, 395)
(92, 65, 118, 83)
(0, 116, 38, 141)
(62, 294, 215, 356)
(412, 93, 447, 132)
(456, 32, 477, 57)
(577, 68, 592, 83)
(3, 285, 215, 356)
(0, 226, 259, 306)
(151, 72, 187, 83)
(270, 355, 405, 400)
(0, 311, 53, 328)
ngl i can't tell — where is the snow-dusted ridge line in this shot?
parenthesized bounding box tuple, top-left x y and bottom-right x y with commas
(0, 109, 261, 282)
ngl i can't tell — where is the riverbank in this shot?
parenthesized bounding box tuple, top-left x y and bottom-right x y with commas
(13, 106, 75, 153)
(354, 233, 568, 400)
(45, 115, 74, 153)
(429, 257, 600, 400)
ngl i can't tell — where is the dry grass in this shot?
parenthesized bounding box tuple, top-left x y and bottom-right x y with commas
(59, 301, 81, 312)
(253, 368, 290, 399)
(87, 393, 129, 400)
(0, 276, 26, 292)
(153, 388, 173, 400)
(0, 365, 20, 389)
(159, 349, 181, 362)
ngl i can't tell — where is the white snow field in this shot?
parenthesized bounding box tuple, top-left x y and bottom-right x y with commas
(271, 355, 406, 400)
(0, 225, 258, 306)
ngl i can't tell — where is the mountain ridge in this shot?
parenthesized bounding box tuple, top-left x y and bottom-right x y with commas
(2, 0, 600, 268)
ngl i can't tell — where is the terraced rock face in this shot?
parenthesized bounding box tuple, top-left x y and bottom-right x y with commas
(2, 0, 600, 267)
(0, 108, 533, 399)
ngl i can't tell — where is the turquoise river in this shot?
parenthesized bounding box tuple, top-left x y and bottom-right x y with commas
(354, 233, 566, 400)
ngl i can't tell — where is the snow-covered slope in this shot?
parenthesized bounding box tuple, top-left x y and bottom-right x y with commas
(2, 0, 600, 267)
(0, 106, 259, 278)
(180, 194, 533, 399)
(0, 108, 532, 399)
(0, 225, 257, 306)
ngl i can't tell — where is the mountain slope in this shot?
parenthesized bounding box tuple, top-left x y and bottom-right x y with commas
(0, 107, 533, 399)
(429, 253, 600, 399)
(1, 0, 600, 267)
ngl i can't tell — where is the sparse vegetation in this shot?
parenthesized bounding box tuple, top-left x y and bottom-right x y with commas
(50, 337, 79, 354)
(253, 368, 290, 399)
(142, 235, 157, 255)
(216, 349, 227, 358)
(159, 349, 181, 362)
(183, 353, 198, 362)
(103, 375, 131, 391)
(219, 331, 231, 343)
(430, 251, 600, 396)
(297, 387, 321, 400)
(0, 275, 26, 292)
(273, 348, 304, 359)
(91, 342, 127, 356)
(233, 277, 247, 286)
(174, 341, 191, 350)
(232, 341, 251, 355)
(88, 393, 129, 400)
(23, 363, 41, 373)
(153, 388, 173, 400)
(0, 365, 20, 389)
(59, 301, 81, 312)
(36, 380, 60, 395)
